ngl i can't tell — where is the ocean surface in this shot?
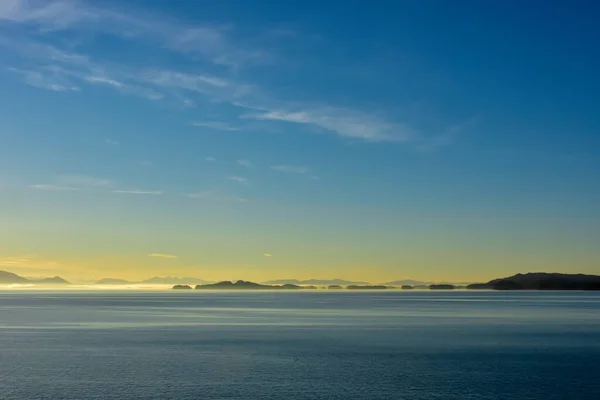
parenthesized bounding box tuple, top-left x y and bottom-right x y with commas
(1, 290, 599, 399)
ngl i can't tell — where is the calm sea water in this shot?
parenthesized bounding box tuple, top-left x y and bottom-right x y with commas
(1, 290, 599, 399)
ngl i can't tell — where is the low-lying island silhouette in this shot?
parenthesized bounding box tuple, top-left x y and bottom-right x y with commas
(192, 280, 303, 290)
(347, 285, 388, 289)
(174, 281, 462, 290)
(171, 274, 600, 291)
(175, 281, 394, 290)
(172, 285, 193, 290)
(429, 284, 455, 290)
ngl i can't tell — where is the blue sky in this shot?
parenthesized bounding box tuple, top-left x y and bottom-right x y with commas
(0, 0, 599, 282)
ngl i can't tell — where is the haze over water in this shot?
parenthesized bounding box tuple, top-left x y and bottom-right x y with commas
(1, 290, 599, 399)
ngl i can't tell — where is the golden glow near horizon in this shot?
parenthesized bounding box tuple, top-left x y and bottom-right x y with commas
(1, 246, 598, 284)
(2, 189, 597, 284)
(2, 196, 598, 284)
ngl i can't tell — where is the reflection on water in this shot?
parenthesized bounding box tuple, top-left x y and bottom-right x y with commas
(1, 291, 599, 399)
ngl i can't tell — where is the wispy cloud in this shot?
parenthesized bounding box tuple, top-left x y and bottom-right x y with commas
(55, 174, 111, 188)
(148, 253, 178, 259)
(86, 76, 123, 88)
(86, 75, 163, 100)
(242, 108, 416, 142)
(30, 183, 163, 196)
(228, 176, 249, 184)
(8, 67, 80, 92)
(192, 121, 240, 131)
(183, 99, 196, 107)
(0, 0, 454, 147)
(0, 0, 268, 70)
(187, 190, 247, 202)
(271, 165, 310, 174)
(263, 253, 273, 257)
(111, 190, 163, 195)
(29, 184, 80, 191)
(187, 191, 216, 200)
(236, 159, 252, 168)
(0, 254, 61, 271)
(31, 174, 164, 196)
(0, 5, 251, 102)
(141, 69, 254, 103)
(415, 117, 479, 152)
(104, 138, 119, 146)
(151, 71, 229, 90)
(0, 255, 35, 267)
(0, 0, 84, 24)
(205, 157, 217, 162)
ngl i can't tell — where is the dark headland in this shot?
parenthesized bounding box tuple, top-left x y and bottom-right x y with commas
(467, 273, 600, 290)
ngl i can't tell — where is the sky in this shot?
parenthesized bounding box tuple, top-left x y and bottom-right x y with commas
(0, 0, 599, 283)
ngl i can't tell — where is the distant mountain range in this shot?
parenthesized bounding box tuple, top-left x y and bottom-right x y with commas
(263, 279, 370, 285)
(467, 273, 600, 290)
(95, 278, 134, 285)
(94, 276, 211, 285)
(264, 278, 473, 286)
(141, 277, 211, 285)
(0, 270, 30, 283)
(38, 276, 70, 284)
(0, 270, 70, 284)
(6, 269, 598, 290)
